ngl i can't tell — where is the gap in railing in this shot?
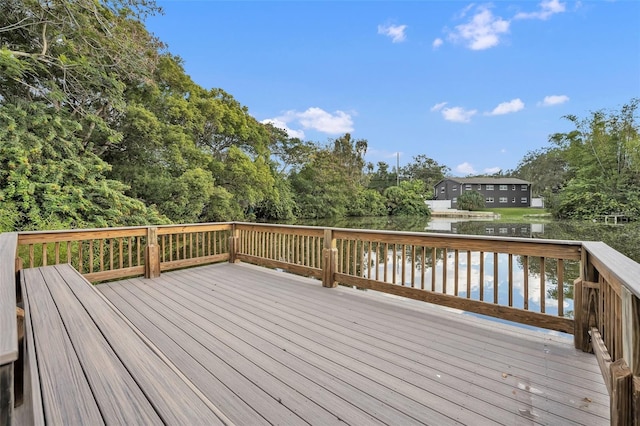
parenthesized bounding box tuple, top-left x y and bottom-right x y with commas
(336, 239, 578, 318)
(19, 237, 147, 274)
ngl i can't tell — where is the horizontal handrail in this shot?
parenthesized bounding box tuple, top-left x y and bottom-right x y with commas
(4, 221, 639, 423)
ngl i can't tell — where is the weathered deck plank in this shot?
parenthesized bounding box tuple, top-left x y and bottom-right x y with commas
(176, 265, 609, 424)
(98, 262, 610, 425)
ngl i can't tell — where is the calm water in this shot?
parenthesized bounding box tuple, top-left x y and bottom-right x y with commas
(294, 216, 640, 263)
(291, 216, 640, 318)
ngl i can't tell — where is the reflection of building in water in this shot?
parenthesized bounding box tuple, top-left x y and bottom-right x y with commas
(451, 223, 545, 237)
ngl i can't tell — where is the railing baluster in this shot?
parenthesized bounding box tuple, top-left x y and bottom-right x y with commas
(508, 254, 513, 307)
(55, 242, 60, 264)
(431, 248, 437, 292)
(466, 251, 471, 298)
(494, 252, 499, 304)
(42, 243, 47, 267)
(383, 243, 388, 283)
(557, 259, 564, 316)
(401, 244, 406, 285)
(89, 240, 94, 273)
(410, 245, 415, 287)
(540, 256, 546, 313)
(117, 238, 123, 269)
(421, 246, 426, 290)
(443, 248, 448, 294)
(523, 256, 529, 310)
(479, 251, 484, 301)
(454, 250, 459, 296)
(391, 243, 397, 284)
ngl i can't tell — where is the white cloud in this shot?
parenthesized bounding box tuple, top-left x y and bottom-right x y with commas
(539, 95, 570, 106)
(515, 0, 566, 20)
(260, 118, 305, 139)
(441, 106, 477, 123)
(449, 5, 510, 50)
(269, 107, 354, 135)
(484, 167, 502, 174)
(486, 98, 525, 116)
(378, 24, 408, 43)
(432, 38, 444, 49)
(456, 162, 477, 175)
(430, 102, 447, 112)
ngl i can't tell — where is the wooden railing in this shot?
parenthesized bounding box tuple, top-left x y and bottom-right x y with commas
(0, 233, 18, 425)
(575, 242, 640, 425)
(16, 223, 232, 282)
(4, 222, 639, 424)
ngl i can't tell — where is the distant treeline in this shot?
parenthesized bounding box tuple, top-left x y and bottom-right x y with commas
(1, 1, 638, 231)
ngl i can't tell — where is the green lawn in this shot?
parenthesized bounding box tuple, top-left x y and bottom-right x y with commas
(479, 207, 551, 221)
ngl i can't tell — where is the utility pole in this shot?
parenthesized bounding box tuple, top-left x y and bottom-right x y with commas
(396, 152, 400, 186)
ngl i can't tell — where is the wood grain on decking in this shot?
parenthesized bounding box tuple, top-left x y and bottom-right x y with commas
(98, 262, 610, 426)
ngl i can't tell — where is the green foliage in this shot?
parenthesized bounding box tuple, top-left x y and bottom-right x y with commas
(547, 99, 640, 220)
(511, 148, 567, 197)
(401, 155, 449, 195)
(347, 189, 387, 217)
(0, 103, 167, 231)
(456, 191, 485, 211)
(289, 134, 370, 219)
(383, 181, 430, 216)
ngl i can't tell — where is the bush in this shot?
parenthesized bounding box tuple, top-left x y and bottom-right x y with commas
(456, 191, 485, 211)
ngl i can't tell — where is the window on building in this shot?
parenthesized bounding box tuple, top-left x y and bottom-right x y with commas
(499, 197, 508, 203)
(465, 184, 472, 190)
(486, 185, 494, 191)
(521, 197, 528, 203)
(452, 197, 457, 203)
(478, 184, 482, 190)
(486, 197, 494, 203)
(499, 228, 508, 234)
(512, 197, 516, 203)
(499, 185, 508, 191)
(521, 185, 528, 191)
(452, 185, 457, 191)
(441, 186, 445, 193)
(512, 185, 516, 190)
(485, 228, 495, 234)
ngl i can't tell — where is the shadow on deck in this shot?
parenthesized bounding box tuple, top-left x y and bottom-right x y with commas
(97, 262, 609, 425)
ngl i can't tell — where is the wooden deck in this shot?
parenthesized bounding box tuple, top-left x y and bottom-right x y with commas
(97, 262, 609, 425)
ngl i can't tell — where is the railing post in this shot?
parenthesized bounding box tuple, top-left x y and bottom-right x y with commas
(610, 359, 633, 426)
(575, 248, 599, 352)
(229, 224, 239, 264)
(144, 227, 160, 279)
(322, 229, 337, 288)
(621, 287, 640, 377)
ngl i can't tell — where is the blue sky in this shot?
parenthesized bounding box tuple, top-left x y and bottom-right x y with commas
(147, 1, 640, 176)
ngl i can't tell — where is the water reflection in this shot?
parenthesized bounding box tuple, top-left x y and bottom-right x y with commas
(362, 248, 574, 318)
(426, 218, 545, 238)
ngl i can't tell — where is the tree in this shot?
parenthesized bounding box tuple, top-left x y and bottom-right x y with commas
(548, 99, 640, 219)
(456, 191, 485, 211)
(0, 102, 167, 231)
(511, 148, 567, 196)
(367, 161, 397, 193)
(383, 181, 431, 216)
(401, 155, 450, 193)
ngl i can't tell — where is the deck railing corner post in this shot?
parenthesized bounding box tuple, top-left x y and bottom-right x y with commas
(574, 277, 585, 350)
(144, 226, 160, 279)
(229, 224, 239, 264)
(322, 228, 337, 288)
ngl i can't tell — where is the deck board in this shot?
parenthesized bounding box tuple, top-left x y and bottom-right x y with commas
(98, 262, 610, 425)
